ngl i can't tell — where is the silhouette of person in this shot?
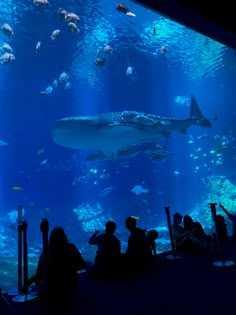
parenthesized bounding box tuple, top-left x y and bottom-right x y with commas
(89, 221, 121, 279)
(147, 229, 159, 255)
(183, 215, 212, 248)
(172, 212, 189, 250)
(125, 216, 152, 273)
(214, 214, 228, 242)
(219, 203, 236, 241)
(172, 212, 211, 253)
(24, 226, 86, 308)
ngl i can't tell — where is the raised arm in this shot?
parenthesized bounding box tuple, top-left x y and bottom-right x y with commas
(219, 204, 235, 221)
(88, 230, 100, 245)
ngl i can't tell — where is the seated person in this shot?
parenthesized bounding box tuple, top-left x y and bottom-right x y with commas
(183, 215, 213, 251)
(172, 213, 211, 253)
(88, 221, 121, 279)
(125, 216, 152, 273)
(23, 227, 86, 307)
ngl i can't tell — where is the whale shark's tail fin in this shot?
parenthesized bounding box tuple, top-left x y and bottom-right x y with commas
(190, 95, 212, 128)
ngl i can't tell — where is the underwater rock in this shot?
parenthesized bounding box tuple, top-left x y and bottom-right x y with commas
(73, 202, 113, 232)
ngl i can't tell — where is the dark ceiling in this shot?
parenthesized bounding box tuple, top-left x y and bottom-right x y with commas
(131, 0, 236, 50)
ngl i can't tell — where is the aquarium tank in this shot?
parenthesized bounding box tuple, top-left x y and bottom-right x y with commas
(0, 0, 236, 292)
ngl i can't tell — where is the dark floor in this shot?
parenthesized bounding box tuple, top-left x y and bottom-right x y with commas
(1, 243, 236, 315)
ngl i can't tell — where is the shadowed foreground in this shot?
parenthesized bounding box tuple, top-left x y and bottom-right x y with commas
(1, 243, 236, 315)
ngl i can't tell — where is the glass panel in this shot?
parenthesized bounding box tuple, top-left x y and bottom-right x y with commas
(0, 0, 235, 291)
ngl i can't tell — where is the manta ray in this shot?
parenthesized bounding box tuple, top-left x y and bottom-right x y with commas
(52, 95, 211, 160)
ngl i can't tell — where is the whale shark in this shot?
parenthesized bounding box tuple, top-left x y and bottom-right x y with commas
(52, 95, 211, 160)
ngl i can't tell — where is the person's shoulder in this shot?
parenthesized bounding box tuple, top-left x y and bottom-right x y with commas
(135, 227, 144, 232)
(134, 227, 146, 237)
(193, 221, 203, 228)
(113, 235, 120, 242)
(67, 242, 79, 252)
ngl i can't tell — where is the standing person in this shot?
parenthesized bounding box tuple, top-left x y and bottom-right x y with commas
(219, 203, 236, 241)
(89, 221, 121, 279)
(23, 226, 86, 308)
(125, 216, 152, 273)
(147, 229, 159, 256)
(214, 214, 228, 242)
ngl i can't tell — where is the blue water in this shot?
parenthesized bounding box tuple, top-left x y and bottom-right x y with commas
(0, 0, 236, 291)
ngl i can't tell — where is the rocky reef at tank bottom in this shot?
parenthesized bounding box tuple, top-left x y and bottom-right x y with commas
(190, 175, 236, 233)
(0, 174, 236, 292)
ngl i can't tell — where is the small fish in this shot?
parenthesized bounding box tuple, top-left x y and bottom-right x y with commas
(40, 91, 48, 96)
(103, 45, 113, 54)
(126, 66, 133, 76)
(0, 52, 15, 64)
(51, 29, 61, 40)
(45, 86, 53, 94)
(59, 72, 69, 83)
(1, 43, 13, 53)
(65, 82, 72, 90)
(98, 186, 116, 197)
(116, 3, 136, 17)
(57, 8, 68, 19)
(118, 147, 140, 159)
(0, 140, 8, 146)
(35, 41, 41, 53)
(33, 0, 49, 7)
(52, 80, 58, 88)
(95, 57, 105, 66)
(160, 46, 167, 54)
(11, 186, 24, 191)
(65, 12, 80, 23)
(1, 23, 14, 37)
(40, 159, 48, 165)
(149, 152, 169, 161)
(67, 22, 79, 33)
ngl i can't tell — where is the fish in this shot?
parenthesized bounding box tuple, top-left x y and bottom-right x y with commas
(1, 23, 14, 37)
(131, 185, 149, 195)
(0, 140, 8, 146)
(52, 80, 58, 88)
(0, 52, 15, 64)
(51, 29, 61, 40)
(148, 152, 169, 161)
(98, 186, 116, 197)
(1, 43, 13, 53)
(11, 186, 24, 191)
(126, 66, 133, 76)
(59, 72, 69, 83)
(45, 86, 53, 94)
(52, 95, 211, 159)
(35, 41, 41, 53)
